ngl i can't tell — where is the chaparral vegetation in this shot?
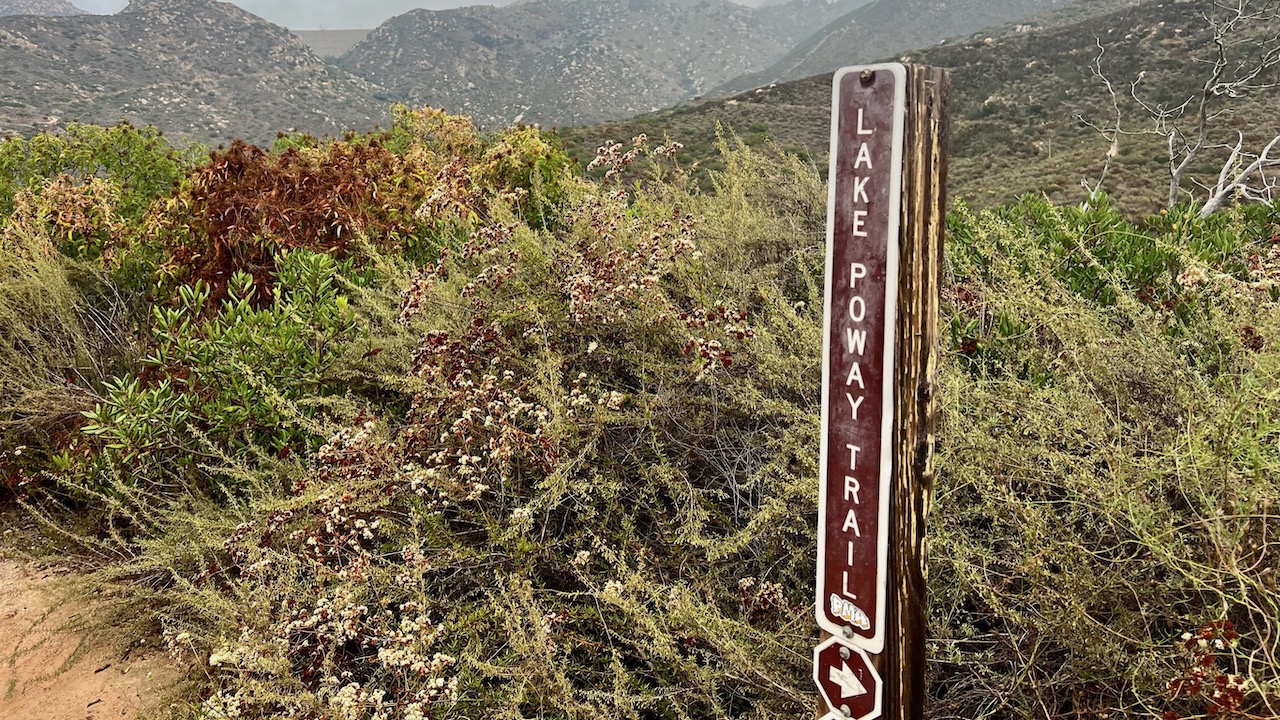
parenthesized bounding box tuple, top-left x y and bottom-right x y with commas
(0, 108, 1277, 719)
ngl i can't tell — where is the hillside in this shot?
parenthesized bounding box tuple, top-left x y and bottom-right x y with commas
(0, 0, 83, 15)
(713, 0, 1085, 94)
(338, 0, 868, 128)
(564, 0, 1280, 213)
(0, 0, 388, 146)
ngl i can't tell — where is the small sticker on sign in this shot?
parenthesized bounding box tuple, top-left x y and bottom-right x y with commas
(829, 594, 871, 630)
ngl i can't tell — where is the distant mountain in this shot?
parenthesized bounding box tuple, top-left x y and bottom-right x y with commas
(562, 0, 1279, 213)
(0, 0, 83, 15)
(714, 0, 1085, 94)
(292, 29, 372, 59)
(0, 0, 388, 146)
(339, 0, 869, 128)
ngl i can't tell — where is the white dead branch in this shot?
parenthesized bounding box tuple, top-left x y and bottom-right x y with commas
(1081, 0, 1280, 214)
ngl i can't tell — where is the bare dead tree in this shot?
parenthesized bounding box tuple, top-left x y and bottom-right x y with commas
(1081, 0, 1280, 216)
(1078, 40, 1123, 208)
(1199, 131, 1280, 214)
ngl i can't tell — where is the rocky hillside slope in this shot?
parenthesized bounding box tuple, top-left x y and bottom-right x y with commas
(0, 0, 387, 146)
(714, 0, 1094, 93)
(0, 0, 83, 15)
(339, 0, 868, 128)
(564, 0, 1279, 213)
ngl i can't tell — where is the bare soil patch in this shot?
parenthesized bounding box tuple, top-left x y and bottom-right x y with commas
(0, 560, 183, 720)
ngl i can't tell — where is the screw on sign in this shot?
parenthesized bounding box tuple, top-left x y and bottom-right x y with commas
(814, 636, 883, 720)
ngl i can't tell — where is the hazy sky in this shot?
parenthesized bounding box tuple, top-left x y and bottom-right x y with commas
(74, 0, 509, 29)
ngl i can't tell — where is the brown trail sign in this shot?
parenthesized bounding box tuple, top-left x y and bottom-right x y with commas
(815, 63, 949, 720)
(815, 63, 904, 654)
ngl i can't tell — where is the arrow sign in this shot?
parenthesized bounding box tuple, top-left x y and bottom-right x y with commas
(814, 636, 883, 720)
(829, 661, 869, 698)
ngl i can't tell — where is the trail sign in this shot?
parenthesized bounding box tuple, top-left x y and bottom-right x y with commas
(815, 636, 883, 720)
(813, 62, 948, 720)
(815, 63, 906, 652)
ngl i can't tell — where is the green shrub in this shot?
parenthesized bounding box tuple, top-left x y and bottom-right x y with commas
(0, 220, 126, 493)
(76, 250, 364, 496)
(91, 133, 827, 720)
(0, 121, 196, 221)
(934, 195, 1280, 719)
(5, 114, 1279, 720)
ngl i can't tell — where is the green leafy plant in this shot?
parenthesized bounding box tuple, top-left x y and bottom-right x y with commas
(78, 250, 362, 494)
(0, 121, 195, 220)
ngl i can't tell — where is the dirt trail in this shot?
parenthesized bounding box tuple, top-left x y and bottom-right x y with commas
(0, 560, 181, 720)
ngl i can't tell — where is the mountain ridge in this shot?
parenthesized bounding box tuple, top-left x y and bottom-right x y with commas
(338, 0, 869, 128)
(0, 0, 83, 16)
(562, 0, 1280, 213)
(712, 0, 1082, 95)
(0, 0, 387, 146)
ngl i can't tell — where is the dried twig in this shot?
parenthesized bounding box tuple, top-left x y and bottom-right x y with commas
(1082, 0, 1280, 213)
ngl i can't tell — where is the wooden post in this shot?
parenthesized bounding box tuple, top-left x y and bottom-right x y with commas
(878, 64, 949, 720)
(813, 63, 948, 720)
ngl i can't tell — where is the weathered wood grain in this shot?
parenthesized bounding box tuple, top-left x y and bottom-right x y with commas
(878, 64, 949, 720)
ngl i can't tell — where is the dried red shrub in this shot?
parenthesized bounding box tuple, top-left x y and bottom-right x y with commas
(152, 139, 435, 304)
(1166, 620, 1250, 718)
(1241, 324, 1265, 351)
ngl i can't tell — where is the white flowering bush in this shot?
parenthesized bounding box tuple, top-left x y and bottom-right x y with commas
(102, 120, 828, 720)
(13, 112, 1280, 720)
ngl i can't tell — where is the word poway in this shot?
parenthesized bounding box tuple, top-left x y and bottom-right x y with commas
(815, 65, 904, 653)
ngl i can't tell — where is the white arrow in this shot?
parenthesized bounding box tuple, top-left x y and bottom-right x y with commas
(829, 661, 868, 699)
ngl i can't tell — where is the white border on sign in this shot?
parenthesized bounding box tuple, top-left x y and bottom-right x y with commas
(814, 62, 906, 654)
